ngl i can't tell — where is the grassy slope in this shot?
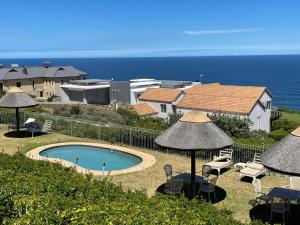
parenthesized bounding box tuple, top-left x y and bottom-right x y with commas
(281, 111, 300, 124)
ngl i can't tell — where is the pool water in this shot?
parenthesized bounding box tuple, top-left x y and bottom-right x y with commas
(40, 145, 142, 171)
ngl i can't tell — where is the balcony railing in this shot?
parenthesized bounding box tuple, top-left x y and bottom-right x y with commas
(271, 107, 282, 121)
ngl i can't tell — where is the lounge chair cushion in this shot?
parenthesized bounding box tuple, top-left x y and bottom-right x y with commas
(247, 162, 264, 171)
(213, 156, 230, 162)
(240, 167, 262, 176)
(206, 161, 231, 169)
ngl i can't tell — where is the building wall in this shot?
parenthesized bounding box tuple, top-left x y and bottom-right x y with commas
(110, 81, 131, 104)
(248, 92, 272, 132)
(1, 76, 84, 99)
(139, 100, 173, 118)
(85, 88, 110, 104)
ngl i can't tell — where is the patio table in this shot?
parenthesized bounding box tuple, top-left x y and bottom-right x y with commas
(268, 187, 300, 202)
(171, 172, 205, 184)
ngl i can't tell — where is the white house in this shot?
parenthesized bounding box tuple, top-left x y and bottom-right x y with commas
(136, 87, 184, 118)
(133, 83, 273, 132)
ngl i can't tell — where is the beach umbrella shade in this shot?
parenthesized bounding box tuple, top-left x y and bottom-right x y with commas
(0, 87, 38, 132)
(261, 127, 300, 176)
(155, 111, 233, 198)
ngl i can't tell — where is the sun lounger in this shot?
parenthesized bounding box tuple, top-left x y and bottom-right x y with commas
(27, 120, 53, 137)
(238, 153, 268, 180)
(8, 118, 36, 131)
(204, 149, 233, 176)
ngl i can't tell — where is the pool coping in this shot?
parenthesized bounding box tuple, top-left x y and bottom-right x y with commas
(26, 142, 156, 176)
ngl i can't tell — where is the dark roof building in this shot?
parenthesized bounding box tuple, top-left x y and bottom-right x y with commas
(0, 65, 87, 81)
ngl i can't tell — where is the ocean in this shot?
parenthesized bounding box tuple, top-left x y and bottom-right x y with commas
(1, 55, 300, 109)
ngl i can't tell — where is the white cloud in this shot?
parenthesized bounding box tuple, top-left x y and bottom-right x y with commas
(182, 28, 260, 36)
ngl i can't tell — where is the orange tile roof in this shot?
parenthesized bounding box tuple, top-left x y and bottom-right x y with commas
(138, 88, 182, 103)
(131, 103, 158, 116)
(177, 94, 258, 114)
(177, 84, 271, 115)
(184, 83, 269, 98)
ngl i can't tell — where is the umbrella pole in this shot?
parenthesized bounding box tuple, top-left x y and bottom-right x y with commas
(16, 108, 20, 132)
(190, 150, 196, 199)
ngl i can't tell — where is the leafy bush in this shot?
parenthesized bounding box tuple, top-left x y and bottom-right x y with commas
(70, 105, 81, 115)
(117, 106, 168, 130)
(167, 111, 183, 126)
(0, 154, 259, 224)
(250, 130, 269, 141)
(0, 90, 6, 98)
(271, 118, 298, 132)
(208, 113, 252, 138)
(47, 95, 59, 102)
(268, 130, 289, 141)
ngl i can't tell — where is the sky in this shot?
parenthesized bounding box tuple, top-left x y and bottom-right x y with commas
(1, 0, 300, 58)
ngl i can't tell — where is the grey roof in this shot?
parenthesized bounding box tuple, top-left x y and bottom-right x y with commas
(0, 88, 38, 108)
(155, 112, 233, 150)
(261, 131, 300, 176)
(0, 66, 87, 81)
(70, 79, 111, 85)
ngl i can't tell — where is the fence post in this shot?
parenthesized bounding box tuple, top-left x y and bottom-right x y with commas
(129, 128, 132, 146)
(70, 120, 73, 136)
(98, 124, 101, 140)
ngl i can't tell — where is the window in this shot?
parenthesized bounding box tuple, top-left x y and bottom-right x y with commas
(266, 101, 271, 109)
(160, 104, 167, 113)
(172, 105, 177, 113)
(32, 80, 35, 89)
(61, 80, 64, 85)
(16, 82, 21, 88)
(0, 83, 3, 91)
(40, 91, 44, 98)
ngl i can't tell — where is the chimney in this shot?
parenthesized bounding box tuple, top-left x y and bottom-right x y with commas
(23, 67, 28, 74)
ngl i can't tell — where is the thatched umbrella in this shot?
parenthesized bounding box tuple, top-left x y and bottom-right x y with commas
(261, 127, 300, 176)
(0, 87, 38, 132)
(155, 111, 233, 198)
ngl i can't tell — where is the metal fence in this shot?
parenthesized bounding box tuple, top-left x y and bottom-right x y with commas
(0, 111, 270, 163)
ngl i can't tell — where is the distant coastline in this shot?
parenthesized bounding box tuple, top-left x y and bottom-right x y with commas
(1, 55, 300, 109)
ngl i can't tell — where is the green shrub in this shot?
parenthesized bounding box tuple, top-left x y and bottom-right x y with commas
(272, 118, 298, 132)
(250, 130, 269, 141)
(208, 113, 252, 138)
(268, 130, 289, 141)
(70, 105, 81, 115)
(0, 90, 6, 98)
(0, 154, 258, 224)
(167, 112, 183, 126)
(47, 95, 59, 102)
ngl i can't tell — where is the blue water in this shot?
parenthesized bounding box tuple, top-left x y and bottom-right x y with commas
(1, 55, 300, 109)
(40, 145, 142, 171)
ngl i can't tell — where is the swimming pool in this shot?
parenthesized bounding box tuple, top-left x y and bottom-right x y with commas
(26, 142, 156, 175)
(40, 145, 142, 171)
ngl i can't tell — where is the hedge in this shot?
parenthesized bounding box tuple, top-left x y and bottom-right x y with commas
(0, 154, 262, 225)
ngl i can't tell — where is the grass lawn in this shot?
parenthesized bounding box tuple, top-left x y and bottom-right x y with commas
(0, 124, 289, 223)
(281, 111, 300, 124)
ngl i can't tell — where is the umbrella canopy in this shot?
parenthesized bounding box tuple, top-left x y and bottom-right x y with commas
(0, 87, 38, 132)
(155, 111, 233, 150)
(0, 87, 38, 108)
(261, 127, 300, 176)
(155, 111, 233, 198)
